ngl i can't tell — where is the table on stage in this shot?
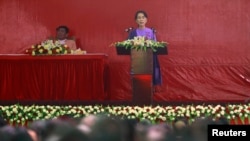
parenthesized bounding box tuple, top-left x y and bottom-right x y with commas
(0, 54, 108, 103)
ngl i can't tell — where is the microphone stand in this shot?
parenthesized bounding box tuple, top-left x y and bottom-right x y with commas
(151, 27, 157, 41)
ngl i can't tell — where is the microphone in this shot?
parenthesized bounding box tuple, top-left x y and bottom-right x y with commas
(151, 27, 157, 33)
(125, 27, 134, 32)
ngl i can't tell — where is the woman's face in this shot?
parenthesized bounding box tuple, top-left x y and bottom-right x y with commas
(136, 13, 147, 28)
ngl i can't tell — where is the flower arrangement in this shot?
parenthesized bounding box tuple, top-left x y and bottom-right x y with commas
(0, 104, 249, 126)
(112, 36, 168, 52)
(25, 40, 73, 56)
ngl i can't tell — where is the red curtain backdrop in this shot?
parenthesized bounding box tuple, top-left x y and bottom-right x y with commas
(0, 0, 250, 102)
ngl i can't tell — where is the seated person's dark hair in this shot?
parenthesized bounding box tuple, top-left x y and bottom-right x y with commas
(56, 25, 69, 34)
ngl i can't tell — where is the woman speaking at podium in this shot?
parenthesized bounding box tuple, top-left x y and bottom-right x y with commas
(128, 10, 162, 90)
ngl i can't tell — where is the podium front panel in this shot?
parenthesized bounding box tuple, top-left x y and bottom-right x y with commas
(132, 74, 152, 105)
(131, 49, 153, 74)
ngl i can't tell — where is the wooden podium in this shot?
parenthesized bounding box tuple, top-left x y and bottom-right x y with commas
(116, 47, 167, 105)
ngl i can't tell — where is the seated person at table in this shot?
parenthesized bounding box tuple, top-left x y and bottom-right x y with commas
(54, 25, 77, 50)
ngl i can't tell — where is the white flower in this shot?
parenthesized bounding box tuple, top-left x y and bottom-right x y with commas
(114, 36, 167, 52)
(216, 114, 221, 118)
(13, 108, 18, 113)
(1, 104, 249, 125)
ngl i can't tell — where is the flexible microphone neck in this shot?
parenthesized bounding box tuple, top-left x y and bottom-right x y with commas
(125, 27, 134, 33)
(151, 27, 156, 34)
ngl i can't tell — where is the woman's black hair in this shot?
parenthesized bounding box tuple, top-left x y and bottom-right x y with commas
(134, 10, 148, 20)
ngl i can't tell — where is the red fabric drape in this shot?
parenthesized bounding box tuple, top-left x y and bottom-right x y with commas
(0, 54, 108, 101)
